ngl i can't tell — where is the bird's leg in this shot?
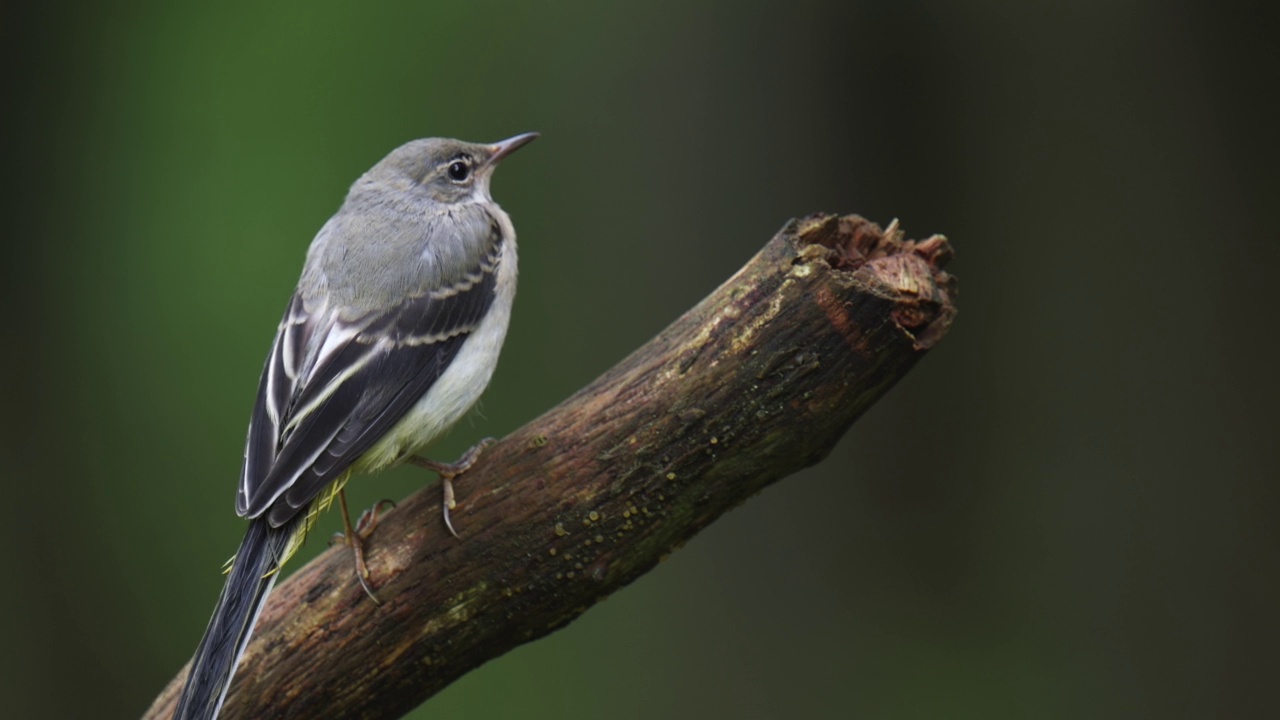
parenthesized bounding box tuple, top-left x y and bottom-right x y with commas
(329, 497, 396, 551)
(330, 489, 395, 606)
(409, 437, 497, 538)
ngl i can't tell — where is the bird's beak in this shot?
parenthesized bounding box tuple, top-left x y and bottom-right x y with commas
(489, 132, 539, 163)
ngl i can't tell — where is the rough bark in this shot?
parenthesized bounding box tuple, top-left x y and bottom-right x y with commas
(144, 213, 957, 720)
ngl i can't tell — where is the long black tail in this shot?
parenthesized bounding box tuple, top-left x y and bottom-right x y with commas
(174, 517, 299, 720)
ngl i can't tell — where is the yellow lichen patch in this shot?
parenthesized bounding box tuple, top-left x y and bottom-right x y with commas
(657, 285, 763, 383)
(588, 510, 600, 522)
(729, 279, 791, 355)
(554, 522, 568, 537)
(417, 583, 489, 638)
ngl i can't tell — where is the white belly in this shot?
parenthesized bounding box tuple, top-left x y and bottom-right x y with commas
(353, 238, 517, 472)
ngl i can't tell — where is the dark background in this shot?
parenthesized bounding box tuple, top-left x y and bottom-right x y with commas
(3, 1, 1276, 718)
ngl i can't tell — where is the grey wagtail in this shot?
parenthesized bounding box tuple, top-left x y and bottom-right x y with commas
(173, 133, 537, 720)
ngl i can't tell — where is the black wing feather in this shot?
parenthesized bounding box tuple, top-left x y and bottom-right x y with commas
(271, 334, 470, 524)
(238, 236, 502, 525)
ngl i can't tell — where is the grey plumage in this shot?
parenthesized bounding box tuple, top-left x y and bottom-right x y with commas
(174, 133, 536, 720)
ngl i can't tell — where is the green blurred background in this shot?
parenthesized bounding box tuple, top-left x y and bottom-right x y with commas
(4, 1, 1276, 718)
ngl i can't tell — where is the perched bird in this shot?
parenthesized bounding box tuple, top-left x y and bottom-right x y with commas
(173, 132, 538, 720)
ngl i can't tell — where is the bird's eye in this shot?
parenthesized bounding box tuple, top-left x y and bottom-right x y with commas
(447, 161, 471, 182)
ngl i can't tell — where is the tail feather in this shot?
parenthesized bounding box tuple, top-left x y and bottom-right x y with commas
(174, 518, 298, 720)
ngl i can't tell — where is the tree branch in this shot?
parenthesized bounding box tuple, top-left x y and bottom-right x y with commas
(144, 213, 957, 720)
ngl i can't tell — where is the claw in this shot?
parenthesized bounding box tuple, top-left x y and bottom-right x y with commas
(409, 437, 497, 538)
(442, 478, 458, 538)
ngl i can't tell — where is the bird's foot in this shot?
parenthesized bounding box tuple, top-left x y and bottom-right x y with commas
(354, 498, 398, 538)
(409, 437, 497, 538)
(330, 492, 397, 605)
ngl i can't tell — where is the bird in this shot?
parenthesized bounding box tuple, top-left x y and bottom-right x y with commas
(172, 132, 538, 720)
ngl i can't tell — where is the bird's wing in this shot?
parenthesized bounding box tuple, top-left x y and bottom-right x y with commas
(236, 237, 504, 527)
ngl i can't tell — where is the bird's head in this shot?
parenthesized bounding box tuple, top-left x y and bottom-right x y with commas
(367, 133, 539, 205)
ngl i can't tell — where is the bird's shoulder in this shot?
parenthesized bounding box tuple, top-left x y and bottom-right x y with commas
(303, 199, 505, 314)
